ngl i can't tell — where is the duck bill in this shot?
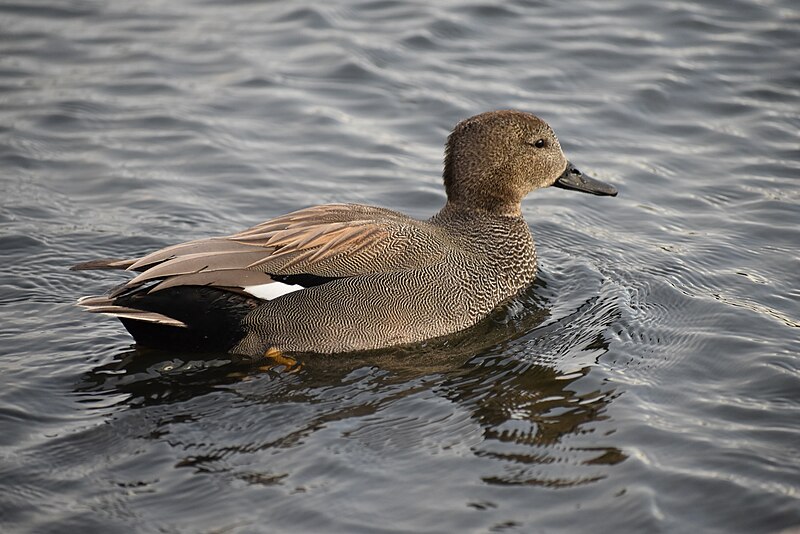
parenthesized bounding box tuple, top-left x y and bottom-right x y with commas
(553, 161, 618, 196)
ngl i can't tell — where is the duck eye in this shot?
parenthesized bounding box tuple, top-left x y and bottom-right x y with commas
(534, 139, 545, 148)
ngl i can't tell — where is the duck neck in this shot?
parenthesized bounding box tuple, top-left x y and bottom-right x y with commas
(434, 199, 524, 222)
(431, 201, 537, 281)
(431, 202, 533, 254)
(442, 178, 525, 217)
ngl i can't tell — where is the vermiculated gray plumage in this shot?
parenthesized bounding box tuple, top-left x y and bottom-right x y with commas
(72, 110, 617, 355)
(231, 205, 536, 354)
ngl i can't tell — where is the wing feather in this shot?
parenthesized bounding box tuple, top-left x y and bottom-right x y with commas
(76, 203, 446, 299)
(149, 270, 272, 292)
(76, 295, 187, 327)
(126, 249, 269, 287)
(128, 238, 259, 271)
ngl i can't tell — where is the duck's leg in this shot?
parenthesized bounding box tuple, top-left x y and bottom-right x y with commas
(261, 347, 303, 372)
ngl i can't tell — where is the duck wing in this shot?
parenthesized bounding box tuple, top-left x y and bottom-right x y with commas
(76, 203, 447, 299)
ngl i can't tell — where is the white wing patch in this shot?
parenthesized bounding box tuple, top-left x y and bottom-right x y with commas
(243, 281, 304, 300)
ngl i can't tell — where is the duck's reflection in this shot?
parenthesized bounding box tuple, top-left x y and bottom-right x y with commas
(77, 285, 625, 487)
(78, 350, 245, 407)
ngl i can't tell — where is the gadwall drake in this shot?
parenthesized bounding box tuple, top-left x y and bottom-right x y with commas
(73, 110, 617, 355)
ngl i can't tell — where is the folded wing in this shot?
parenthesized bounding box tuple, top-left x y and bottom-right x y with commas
(75, 203, 446, 303)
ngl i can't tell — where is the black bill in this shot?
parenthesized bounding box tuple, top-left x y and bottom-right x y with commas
(553, 161, 618, 196)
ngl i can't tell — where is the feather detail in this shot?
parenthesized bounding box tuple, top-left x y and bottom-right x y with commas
(76, 296, 187, 327)
(148, 270, 272, 293)
(74, 203, 442, 304)
(70, 258, 136, 271)
(128, 238, 257, 271)
(125, 249, 268, 287)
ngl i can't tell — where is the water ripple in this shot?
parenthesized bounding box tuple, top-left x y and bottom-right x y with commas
(2, 0, 800, 532)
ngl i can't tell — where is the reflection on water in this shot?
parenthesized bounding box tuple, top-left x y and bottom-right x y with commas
(75, 286, 622, 493)
(77, 348, 260, 408)
(447, 358, 623, 487)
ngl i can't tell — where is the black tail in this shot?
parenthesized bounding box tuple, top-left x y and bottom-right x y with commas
(114, 286, 261, 353)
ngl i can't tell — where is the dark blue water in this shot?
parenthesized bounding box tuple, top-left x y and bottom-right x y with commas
(1, 1, 799, 532)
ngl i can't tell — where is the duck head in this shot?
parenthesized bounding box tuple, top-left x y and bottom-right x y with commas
(443, 110, 617, 216)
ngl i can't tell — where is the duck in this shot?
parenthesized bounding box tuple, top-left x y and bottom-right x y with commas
(72, 110, 617, 356)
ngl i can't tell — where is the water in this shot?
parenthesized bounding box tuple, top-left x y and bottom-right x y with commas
(1, 0, 799, 532)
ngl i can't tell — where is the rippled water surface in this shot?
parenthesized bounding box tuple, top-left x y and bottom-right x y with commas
(2, 0, 799, 532)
